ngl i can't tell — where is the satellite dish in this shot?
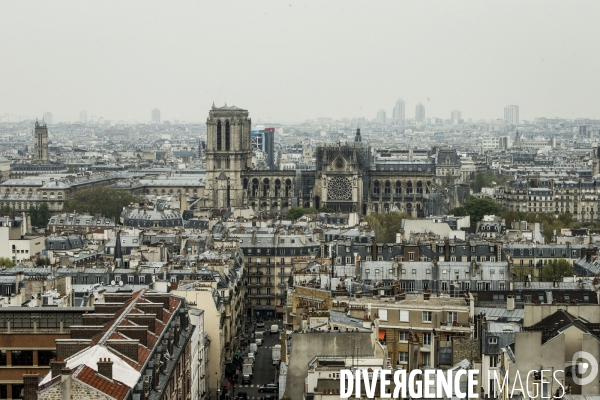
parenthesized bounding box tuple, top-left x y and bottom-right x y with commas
(111, 280, 116, 286)
(119, 281, 124, 287)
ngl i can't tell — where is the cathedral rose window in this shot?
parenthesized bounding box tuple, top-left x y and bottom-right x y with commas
(328, 177, 352, 200)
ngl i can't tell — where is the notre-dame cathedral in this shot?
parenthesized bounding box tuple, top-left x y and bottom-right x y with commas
(204, 104, 459, 217)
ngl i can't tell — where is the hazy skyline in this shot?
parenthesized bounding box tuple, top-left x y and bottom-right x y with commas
(1, 1, 599, 124)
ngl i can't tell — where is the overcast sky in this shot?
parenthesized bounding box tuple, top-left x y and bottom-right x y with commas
(1, 1, 599, 124)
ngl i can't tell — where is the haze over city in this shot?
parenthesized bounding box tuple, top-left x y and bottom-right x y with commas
(1, 0, 600, 123)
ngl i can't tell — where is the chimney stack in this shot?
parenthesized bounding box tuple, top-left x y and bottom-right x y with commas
(507, 295, 515, 311)
(60, 367, 71, 400)
(97, 358, 113, 380)
(143, 375, 151, 399)
(174, 318, 181, 345)
(153, 354, 161, 390)
(23, 371, 39, 400)
(50, 358, 67, 379)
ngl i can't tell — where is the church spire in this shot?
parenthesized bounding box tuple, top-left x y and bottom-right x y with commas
(354, 127, 361, 142)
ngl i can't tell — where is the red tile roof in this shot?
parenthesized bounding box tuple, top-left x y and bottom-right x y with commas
(75, 365, 131, 400)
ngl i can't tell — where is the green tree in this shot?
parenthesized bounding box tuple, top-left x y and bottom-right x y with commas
(0, 257, 15, 268)
(501, 210, 521, 228)
(36, 203, 51, 227)
(449, 197, 502, 228)
(364, 212, 411, 243)
(540, 259, 573, 281)
(63, 187, 139, 221)
(473, 173, 487, 193)
(67, 165, 79, 174)
(286, 207, 317, 220)
(36, 257, 50, 266)
(0, 205, 17, 218)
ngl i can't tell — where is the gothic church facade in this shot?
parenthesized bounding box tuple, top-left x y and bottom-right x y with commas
(205, 105, 442, 217)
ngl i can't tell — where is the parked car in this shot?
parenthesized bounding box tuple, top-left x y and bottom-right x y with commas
(241, 374, 251, 384)
(235, 392, 248, 400)
(258, 383, 278, 393)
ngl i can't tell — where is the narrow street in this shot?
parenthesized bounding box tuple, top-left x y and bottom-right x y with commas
(230, 319, 282, 400)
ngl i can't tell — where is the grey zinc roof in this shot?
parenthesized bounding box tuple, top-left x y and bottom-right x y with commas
(474, 307, 524, 323)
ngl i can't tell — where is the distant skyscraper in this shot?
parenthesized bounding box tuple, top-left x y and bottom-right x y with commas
(393, 99, 405, 125)
(79, 110, 87, 124)
(151, 108, 161, 123)
(451, 110, 462, 125)
(504, 105, 519, 125)
(33, 121, 49, 164)
(415, 103, 425, 123)
(377, 109, 387, 124)
(43, 112, 53, 125)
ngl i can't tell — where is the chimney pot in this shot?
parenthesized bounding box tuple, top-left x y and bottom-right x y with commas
(98, 358, 113, 380)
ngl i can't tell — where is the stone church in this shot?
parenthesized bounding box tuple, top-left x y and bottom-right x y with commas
(205, 104, 454, 217)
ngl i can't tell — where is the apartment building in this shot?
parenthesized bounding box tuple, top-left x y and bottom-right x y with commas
(232, 227, 320, 319)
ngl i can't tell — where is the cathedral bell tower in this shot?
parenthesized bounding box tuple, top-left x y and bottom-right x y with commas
(206, 104, 253, 208)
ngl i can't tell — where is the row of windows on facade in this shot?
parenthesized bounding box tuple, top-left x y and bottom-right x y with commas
(338, 245, 497, 254)
(4, 189, 63, 198)
(361, 281, 495, 292)
(0, 349, 56, 366)
(247, 288, 286, 295)
(245, 178, 294, 197)
(509, 248, 579, 257)
(340, 255, 498, 263)
(371, 180, 431, 195)
(244, 246, 318, 256)
(69, 275, 146, 285)
(144, 188, 198, 195)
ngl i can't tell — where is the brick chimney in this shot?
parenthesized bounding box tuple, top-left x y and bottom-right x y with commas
(97, 358, 113, 380)
(174, 318, 180, 346)
(169, 327, 175, 355)
(143, 375, 151, 399)
(22, 371, 39, 400)
(153, 354, 161, 390)
(50, 358, 67, 379)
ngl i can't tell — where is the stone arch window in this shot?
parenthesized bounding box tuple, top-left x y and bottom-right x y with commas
(282, 202, 289, 208)
(225, 120, 231, 151)
(417, 181, 423, 194)
(263, 178, 270, 197)
(373, 203, 379, 213)
(243, 178, 248, 190)
(406, 181, 413, 194)
(373, 180, 380, 194)
(384, 180, 391, 194)
(20, 189, 25, 195)
(406, 202, 413, 210)
(169, 189, 173, 194)
(252, 178, 259, 197)
(303, 202, 310, 208)
(153, 189, 158, 195)
(395, 180, 402, 194)
(416, 203, 421, 210)
(216, 120, 222, 151)
(57, 192, 63, 200)
(161, 189, 165, 195)
(272, 202, 278, 208)
(274, 179, 281, 197)
(285, 179, 292, 197)
(50, 192, 55, 199)
(384, 203, 390, 213)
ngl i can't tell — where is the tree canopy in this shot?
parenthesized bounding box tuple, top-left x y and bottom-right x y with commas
(63, 187, 139, 221)
(364, 212, 411, 243)
(29, 203, 52, 227)
(540, 259, 573, 281)
(286, 207, 317, 220)
(449, 197, 502, 228)
(472, 170, 511, 193)
(0, 257, 15, 268)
